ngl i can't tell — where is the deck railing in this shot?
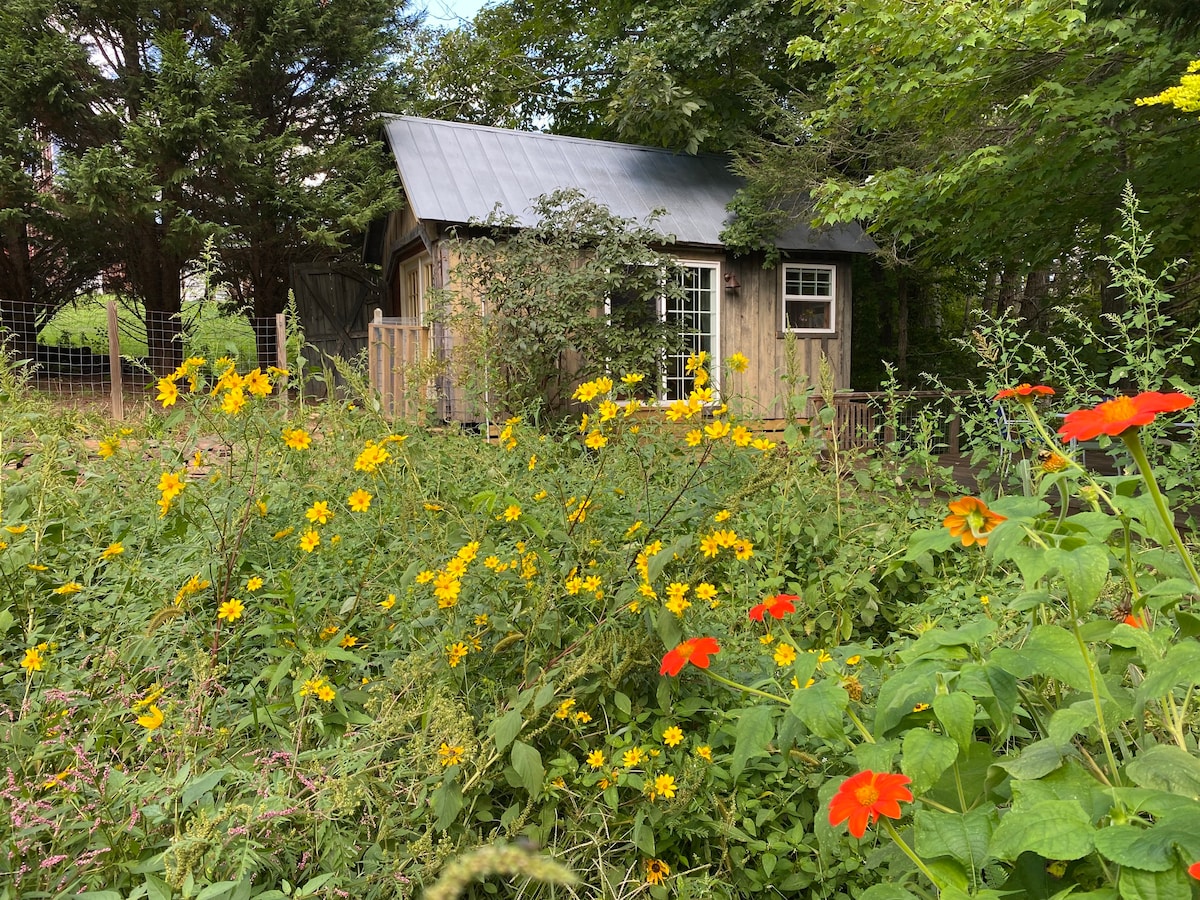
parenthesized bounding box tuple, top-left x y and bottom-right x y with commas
(813, 391, 974, 454)
(367, 311, 431, 420)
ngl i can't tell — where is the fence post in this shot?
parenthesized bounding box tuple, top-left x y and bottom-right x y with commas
(106, 301, 123, 421)
(274, 313, 287, 371)
(369, 308, 382, 416)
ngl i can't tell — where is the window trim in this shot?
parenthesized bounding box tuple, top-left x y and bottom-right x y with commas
(781, 263, 837, 335)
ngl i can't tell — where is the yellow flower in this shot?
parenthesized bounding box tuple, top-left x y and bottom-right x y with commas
(774, 644, 797, 667)
(457, 541, 481, 563)
(316, 682, 336, 702)
(652, 773, 676, 799)
(731, 425, 753, 447)
(625, 520, 643, 538)
(101, 542, 124, 560)
(53, 582, 82, 595)
(734, 539, 754, 560)
(136, 704, 164, 730)
(554, 698, 577, 719)
(685, 351, 708, 373)
(354, 441, 391, 473)
(434, 572, 462, 608)
(439, 743, 465, 767)
(156, 377, 179, 407)
(533, 489, 548, 501)
(645, 859, 670, 886)
(339, 634, 359, 648)
(727, 352, 749, 372)
(20, 647, 44, 673)
(698, 533, 721, 557)
(245, 576, 264, 592)
(598, 400, 619, 422)
(255, 499, 268, 516)
(502, 504, 522, 522)
(347, 489, 372, 512)
(305, 501, 333, 525)
(157, 471, 186, 501)
(665, 582, 689, 604)
(4, 524, 28, 535)
(913, 703, 931, 712)
(694, 583, 717, 603)
(622, 747, 644, 768)
(696, 745, 713, 762)
(685, 429, 703, 447)
(704, 419, 730, 441)
(622, 372, 644, 385)
(751, 437, 776, 453)
(574, 711, 592, 723)
(846, 655, 862, 666)
(299, 530, 320, 552)
(528, 454, 538, 470)
(585, 430, 608, 449)
(98, 437, 120, 458)
(586, 749, 606, 769)
(282, 427, 312, 450)
(243, 368, 272, 397)
(319, 625, 340, 640)
(447, 642, 469, 667)
(665, 594, 691, 616)
(217, 598, 245, 622)
(220, 387, 247, 415)
(416, 569, 435, 584)
(662, 726, 684, 747)
(273, 527, 295, 541)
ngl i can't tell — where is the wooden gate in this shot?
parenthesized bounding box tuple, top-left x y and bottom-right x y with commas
(368, 310, 432, 419)
(290, 263, 381, 366)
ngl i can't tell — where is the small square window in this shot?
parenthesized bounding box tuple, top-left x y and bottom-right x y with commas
(782, 264, 836, 334)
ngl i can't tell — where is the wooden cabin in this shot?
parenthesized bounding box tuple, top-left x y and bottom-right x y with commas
(365, 115, 874, 421)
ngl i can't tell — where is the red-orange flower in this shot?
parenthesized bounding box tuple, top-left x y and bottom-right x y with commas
(1189, 861, 1200, 880)
(1057, 392, 1194, 442)
(943, 497, 1007, 547)
(1123, 614, 1146, 629)
(995, 384, 1055, 400)
(659, 637, 720, 676)
(748, 594, 799, 621)
(828, 770, 913, 838)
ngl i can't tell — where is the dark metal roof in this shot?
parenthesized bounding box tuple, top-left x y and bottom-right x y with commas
(381, 116, 874, 254)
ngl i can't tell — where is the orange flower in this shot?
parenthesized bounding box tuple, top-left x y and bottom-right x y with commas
(1057, 391, 1194, 442)
(1123, 613, 1146, 628)
(1189, 861, 1200, 880)
(943, 497, 1006, 547)
(828, 770, 913, 838)
(748, 593, 798, 621)
(994, 384, 1054, 400)
(659, 637, 720, 676)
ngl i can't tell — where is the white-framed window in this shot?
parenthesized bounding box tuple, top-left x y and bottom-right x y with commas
(399, 252, 434, 322)
(782, 264, 836, 333)
(605, 260, 720, 402)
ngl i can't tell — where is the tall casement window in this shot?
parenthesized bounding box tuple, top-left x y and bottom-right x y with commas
(664, 262, 719, 400)
(399, 253, 434, 321)
(606, 261, 720, 401)
(782, 264, 836, 334)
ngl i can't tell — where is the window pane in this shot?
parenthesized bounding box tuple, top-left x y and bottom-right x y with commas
(785, 300, 831, 330)
(785, 266, 832, 298)
(665, 265, 716, 400)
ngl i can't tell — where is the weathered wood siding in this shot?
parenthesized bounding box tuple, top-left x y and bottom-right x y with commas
(721, 252, 852, 419)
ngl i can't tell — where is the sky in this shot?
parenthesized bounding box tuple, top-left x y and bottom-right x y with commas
(421, 0, 491, 28)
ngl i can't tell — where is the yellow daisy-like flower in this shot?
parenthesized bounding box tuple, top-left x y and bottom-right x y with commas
(20, 647, 44, 673)
(713, 509, 731, 522)
(380, 593, 397, 609)
(694, 583, 717, 602)
(662, 726, 684, 747)
(416, 570, 435, 584)
(4, 524, 28, 535)
(299, 530, 320, 552)
(774, 644, 797, 667)
(696, 745, 713, 762)
(528, 454, 538, 470)
(846, 654, 862, 666)
(646, 859, 670, 886)
(622, 747, 644, 768)
(136, 704, 164, 730)
(621, 372, 644, 386)
(243, 368, 272, 397)
(585, 430, 608, 449)
(347, 489, 372, 512)
(245, 576, 264, 592)
(586, 749, 606, 769)
(98, 437, 120, 458)
(217, 598, 245, 622)
(305, 501, 333, 525)
(734, 539, 754, 560)
(316, 682, 336, 702)
(354, 441, 391, 473)
(458, 541, 481, 563)
(665, 595, 691, 616)
(751, 437, 776, 453)
(554, 698, 577, 719)
(282, 427, 312, 450)
(704, 420, 731, 440)
(156, 376, 179, 407)
(652, 773, 677, 799)
(53, 582, 82, 595)
(574, 711, 592, 723)
(502, 504, 522, 522)
(101, 542, 124, 560)
(685, 429, 703, 447)
(221, 387, 247, 416)
(339, 634, 359, 648)
(438, 743, 465, 767)
(447, 642, 469, 667)
(731, 425, 753, 447)
(624, 520, 643, 538)
(727, 352, 749, 372)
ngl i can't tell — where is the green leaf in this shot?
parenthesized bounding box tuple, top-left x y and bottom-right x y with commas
(859, 887, 920, 900)
(181, 768, 227, 811)
(992, 625, 1098, 694)
(431, 778, 463, 830)
(196, 882, 239, 900)
(511, 741, 544, 795)
(1135, 643, 1200, 710)
(492, 710, 523, 751)
(1125, 745, 1200, 798)
(875, 659, 939, 738)
(989, 800, 1095, 861)
(903, 527, 958, 560)
(1047, 544, 1110, 612)
(995, 739, 1068, 780)
(788, 680, 847, 741)
(933, 692, 976, 753)
(1047, 704, 1097, 746)
(1142, 578, 1200, 612)
(1117, 865, 1194, 900)
(901, 729, 959, 795)
(1094, 824, 1175, 872)
(729, 705, 774, 779)
(914, 806, 996, 874)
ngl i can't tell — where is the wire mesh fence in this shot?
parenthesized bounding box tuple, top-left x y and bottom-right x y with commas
(1, 297, 287, 419)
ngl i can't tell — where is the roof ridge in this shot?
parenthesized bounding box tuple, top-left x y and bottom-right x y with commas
(379, 114, 732, 163)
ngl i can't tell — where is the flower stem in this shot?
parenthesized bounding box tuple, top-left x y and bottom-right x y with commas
(701, 669, 789, 704)
(1121, 431, 1200, 594)
(880, 817, 944, 890)
(1069, 611, 1122, 788)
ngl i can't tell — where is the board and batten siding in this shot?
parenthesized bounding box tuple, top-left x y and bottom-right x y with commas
(721, 252, 852, 420)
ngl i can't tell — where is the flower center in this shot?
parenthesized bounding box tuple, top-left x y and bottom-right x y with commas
(1100, 395, 1138, 422)
(853, 784, 880, 807)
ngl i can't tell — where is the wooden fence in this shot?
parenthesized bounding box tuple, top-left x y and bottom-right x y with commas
(812, 390, 972, 454)
(367, 310, 432, 420)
